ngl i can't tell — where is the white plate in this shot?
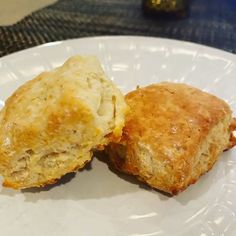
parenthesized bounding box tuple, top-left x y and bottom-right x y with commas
(0, 36, 236, 236)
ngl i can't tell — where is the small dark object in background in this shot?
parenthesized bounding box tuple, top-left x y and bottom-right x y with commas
(142, 0, 189, 18)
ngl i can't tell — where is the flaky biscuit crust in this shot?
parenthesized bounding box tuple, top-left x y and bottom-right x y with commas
(0, 55, 127, 189)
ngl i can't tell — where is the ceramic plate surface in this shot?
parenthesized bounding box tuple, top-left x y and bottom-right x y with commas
(0, 36, 236, 236)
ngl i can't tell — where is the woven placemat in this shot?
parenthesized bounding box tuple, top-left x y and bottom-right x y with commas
(0, 0, 236, 57)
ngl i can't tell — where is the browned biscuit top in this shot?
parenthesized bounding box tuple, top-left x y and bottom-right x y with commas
(109, 82, 233, 194)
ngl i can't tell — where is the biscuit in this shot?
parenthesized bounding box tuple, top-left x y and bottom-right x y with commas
(107, 83, 236, 195)
(0, 55, 127, 189)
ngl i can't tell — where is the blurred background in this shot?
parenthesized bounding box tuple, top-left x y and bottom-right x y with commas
(0, 0, 236, 57)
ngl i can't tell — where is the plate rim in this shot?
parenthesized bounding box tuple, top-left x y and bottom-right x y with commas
(1, 35, 236, 61)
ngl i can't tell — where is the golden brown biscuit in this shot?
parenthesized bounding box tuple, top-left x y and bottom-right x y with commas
(107, 83, 236, 195)
(0, 55, 127, 189)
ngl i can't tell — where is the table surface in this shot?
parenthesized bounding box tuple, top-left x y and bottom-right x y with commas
(0, 0, 236, 57)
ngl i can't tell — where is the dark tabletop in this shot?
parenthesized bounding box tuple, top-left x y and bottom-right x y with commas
(0, 0, 236, 57)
